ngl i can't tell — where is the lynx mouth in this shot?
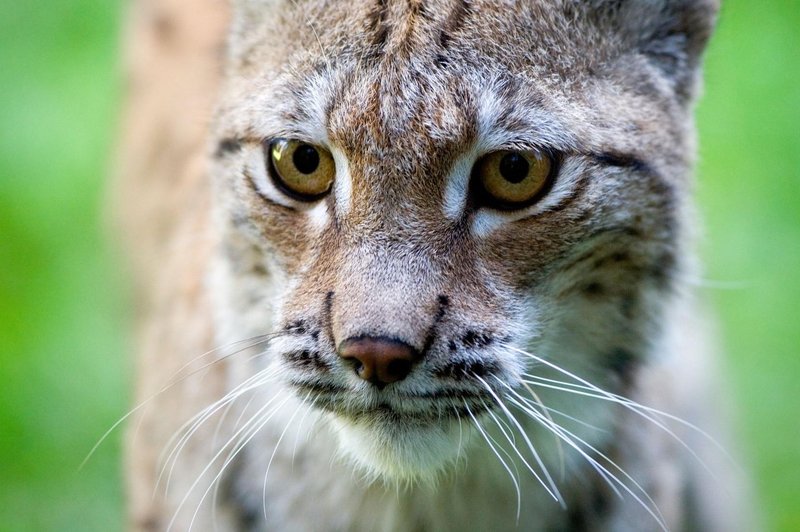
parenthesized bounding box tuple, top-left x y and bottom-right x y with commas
(288, 379, 494, 423)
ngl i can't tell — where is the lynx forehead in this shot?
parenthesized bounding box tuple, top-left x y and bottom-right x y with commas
(118, 0, 752, 530)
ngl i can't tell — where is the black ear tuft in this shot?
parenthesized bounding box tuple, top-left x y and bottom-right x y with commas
(600, 0, 720, 100)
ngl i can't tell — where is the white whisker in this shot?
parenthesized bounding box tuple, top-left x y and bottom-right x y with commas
(519, 375, 721, 483)
(482, 400, 563, 509)
(464, 401, 522, 522)
(499, 382, 668, 532)
(177, 395, 291, 532)
(159, 365, 281, 496)
(519, 380, 566, 480)
(168, 334, 280, 386)
(81, 334, 282, 470)
(261, 393, 310, 519)
(475, 376, 563, 505)
(455, 406, 465, 464)
(507, 345, 735, 481)
(534, 400, 607, 433)
(291, 393, 318, 466)
(523, 372, 737, 466)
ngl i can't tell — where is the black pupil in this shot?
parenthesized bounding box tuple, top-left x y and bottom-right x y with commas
(498, 152, 530, 184)
(292, 144, 320, 175)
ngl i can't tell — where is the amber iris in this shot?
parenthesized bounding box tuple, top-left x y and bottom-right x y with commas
(268, 139, 335, 200)
(473, 149, 555, 209)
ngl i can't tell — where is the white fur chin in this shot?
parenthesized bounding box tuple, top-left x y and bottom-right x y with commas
(331, 416, 467, 485)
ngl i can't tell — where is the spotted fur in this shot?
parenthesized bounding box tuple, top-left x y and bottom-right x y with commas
(117, 0, 755, 530)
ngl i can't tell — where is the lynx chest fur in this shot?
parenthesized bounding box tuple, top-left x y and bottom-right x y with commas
(118, 0, 748, 530)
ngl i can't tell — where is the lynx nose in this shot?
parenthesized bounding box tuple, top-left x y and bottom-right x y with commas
(337, 337, 420, 387)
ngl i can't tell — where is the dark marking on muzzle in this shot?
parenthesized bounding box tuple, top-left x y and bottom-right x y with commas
(283, 349, 330, 372)
(421, 294, 450, 355)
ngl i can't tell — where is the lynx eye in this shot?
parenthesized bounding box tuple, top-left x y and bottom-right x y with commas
(472, 149, 556, 209)
(266, 139, 335, 200)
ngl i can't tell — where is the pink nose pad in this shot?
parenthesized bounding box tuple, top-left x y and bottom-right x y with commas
(337, 337, 420, 387)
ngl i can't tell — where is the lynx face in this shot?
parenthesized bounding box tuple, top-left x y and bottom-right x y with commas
(209, 0, 716, 483)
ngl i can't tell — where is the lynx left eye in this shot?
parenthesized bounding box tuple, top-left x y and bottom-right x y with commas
(266, 139, 335, 200)
(472, 149, 557, 209)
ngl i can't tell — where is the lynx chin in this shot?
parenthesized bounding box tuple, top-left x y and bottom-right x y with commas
(115, 0, 753, 530)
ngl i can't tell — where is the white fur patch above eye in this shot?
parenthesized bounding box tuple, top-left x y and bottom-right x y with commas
(473, 77, 576, 154)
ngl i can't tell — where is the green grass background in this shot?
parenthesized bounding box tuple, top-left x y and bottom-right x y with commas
(0, 1, 797, 530)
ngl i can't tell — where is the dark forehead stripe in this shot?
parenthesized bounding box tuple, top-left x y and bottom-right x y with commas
(367, 0, 389, 50)
(440, 0, 470, 43)
(327, 66, 477, 169)
(372, 0, 473, 59)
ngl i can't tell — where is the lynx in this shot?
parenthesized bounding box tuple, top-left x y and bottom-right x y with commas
(116, 0, 752, 530)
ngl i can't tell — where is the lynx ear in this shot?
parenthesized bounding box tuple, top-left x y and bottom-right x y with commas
(599, 0, 720, 99)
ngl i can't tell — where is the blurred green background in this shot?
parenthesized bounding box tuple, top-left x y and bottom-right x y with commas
(0, 1, 797, 530)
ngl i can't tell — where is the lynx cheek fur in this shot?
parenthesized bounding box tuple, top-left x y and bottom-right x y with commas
(118, 0, 750, 530)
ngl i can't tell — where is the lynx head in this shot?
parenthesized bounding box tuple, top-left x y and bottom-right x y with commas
(209, 0, 718, 483)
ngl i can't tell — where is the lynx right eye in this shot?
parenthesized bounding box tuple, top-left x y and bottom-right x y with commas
(266, 139, 335, 200)
(471, 149, 557, 210)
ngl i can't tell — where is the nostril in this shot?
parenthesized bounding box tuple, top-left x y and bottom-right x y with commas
(386, 359, 412, 381)
(337, 336, 421, 386)
(353, 360, 369, 380)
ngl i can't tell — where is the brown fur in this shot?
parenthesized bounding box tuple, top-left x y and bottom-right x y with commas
(117, 1, 754, 530)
